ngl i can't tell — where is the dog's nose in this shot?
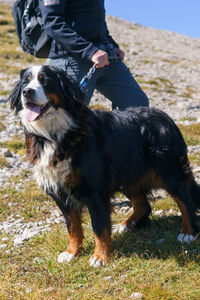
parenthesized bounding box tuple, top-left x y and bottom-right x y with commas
(22, 88, 35, 99)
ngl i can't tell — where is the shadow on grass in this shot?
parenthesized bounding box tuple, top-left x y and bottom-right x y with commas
(111, 215, 200, 266)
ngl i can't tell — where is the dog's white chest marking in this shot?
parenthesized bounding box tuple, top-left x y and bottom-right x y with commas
(33, 142, 71, 193)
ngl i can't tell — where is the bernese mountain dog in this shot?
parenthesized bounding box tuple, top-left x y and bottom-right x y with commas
(9, 65, 200, 267)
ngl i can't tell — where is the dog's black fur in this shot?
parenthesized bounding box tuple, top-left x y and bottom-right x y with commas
(9, 65, 200, 266)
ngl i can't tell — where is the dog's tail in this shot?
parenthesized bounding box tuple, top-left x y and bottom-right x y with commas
(191, 178, 200, 212)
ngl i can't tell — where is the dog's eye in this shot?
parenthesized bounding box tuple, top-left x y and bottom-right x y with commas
(26, 74, 31, 81)
(38, 73, 45, 81)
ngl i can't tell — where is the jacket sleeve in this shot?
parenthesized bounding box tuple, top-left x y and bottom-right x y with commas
(102, 6, 119, 49)
(104, 21, 119, 48)
(39, 0, 99, 60)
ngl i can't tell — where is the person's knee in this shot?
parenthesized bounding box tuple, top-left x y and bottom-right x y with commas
(140, 90, 149, 107)
(117, 90, 149, 110)
(130, 89, 149, 108)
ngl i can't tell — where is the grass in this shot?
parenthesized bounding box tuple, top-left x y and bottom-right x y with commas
(1, 167, 200, 299)
(0, 135, 26, 155)
(0, 156, 9, 168)
(0, 4, 45, 78)
(179, 117, 197, 122)
(161, 58, 182, 66)
(140, 60, 153, 65)
(189, 153, 200, 166)
(0, 122, 6, 132)
(181, 86, 197, 99)
(0, 3, 200, 299)
(0, 176, 50, 221)
(0, 207, 200, 299)
(178, 123, 200, 146)
(137, 76, 177, 95)
(0, 90, 12, 96)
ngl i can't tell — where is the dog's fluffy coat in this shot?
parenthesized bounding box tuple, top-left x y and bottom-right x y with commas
(9, 65, 200, 267)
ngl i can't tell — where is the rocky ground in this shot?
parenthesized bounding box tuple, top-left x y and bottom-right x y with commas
(1, 12, 200, 248)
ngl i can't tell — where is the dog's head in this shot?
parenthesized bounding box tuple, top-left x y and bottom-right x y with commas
(9, 65, 85, 139)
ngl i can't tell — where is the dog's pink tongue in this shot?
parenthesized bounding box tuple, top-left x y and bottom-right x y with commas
(25, 105, 41, 122)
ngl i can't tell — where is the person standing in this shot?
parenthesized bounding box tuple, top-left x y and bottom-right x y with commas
(39, 0, 149, 109)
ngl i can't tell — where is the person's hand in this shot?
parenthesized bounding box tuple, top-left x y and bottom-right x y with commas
(115, 48, 125, 61)
(91, 50, 109, 68)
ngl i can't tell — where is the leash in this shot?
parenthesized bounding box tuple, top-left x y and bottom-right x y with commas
(79, 42, 122, 93)
(79, 63, 96, 92)
(79, 55, 121, 93)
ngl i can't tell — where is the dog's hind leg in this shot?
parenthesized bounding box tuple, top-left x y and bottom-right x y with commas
(58, 209, 84, 263)
(165, 181, 199, 243)
(190, 178, 200, 211)
(113, 194, 151, 234)
(173, 196, 196, 242)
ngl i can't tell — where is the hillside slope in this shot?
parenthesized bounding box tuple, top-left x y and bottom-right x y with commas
(102, 16, 200, 121)
(1, 5, 200, 299)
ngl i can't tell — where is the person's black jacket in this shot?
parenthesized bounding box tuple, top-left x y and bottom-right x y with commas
(39, 0, 119, 60)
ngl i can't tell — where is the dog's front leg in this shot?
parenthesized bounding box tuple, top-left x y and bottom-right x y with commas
(86, 193, 112, 268)
(57, 208, 84, 263)
(48, 192, 83, 263)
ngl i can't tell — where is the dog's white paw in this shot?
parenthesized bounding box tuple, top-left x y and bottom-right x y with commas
(112, 224, 130, 233)
(89, 256, 105, 268)
(112, 223, 130, 234)
(112, 222, 136, 234)
(57, 251, 75, 263)
(177, 233, 196, 243)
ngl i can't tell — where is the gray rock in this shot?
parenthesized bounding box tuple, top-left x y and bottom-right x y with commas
(3, 149, 13, 158)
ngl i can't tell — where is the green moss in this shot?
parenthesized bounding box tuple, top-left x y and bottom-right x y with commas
(178, 123, 200, 146)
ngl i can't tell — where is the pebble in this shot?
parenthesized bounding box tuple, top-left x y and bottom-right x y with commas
(156, 238, 165, 244)
(153, 210, 165, 216)
(104, 276, 112, 280)
(3, 149, 13, 158)
(0, 209, 63, 246)
(130, 292, 143, 299)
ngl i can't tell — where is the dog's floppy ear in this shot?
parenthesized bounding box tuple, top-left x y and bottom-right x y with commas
(9, 69, 27, 113)
(20, 68, 27, 80)
(55, 68, 86, 103)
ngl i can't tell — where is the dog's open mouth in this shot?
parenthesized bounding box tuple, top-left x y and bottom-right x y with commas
(24, 101, 52, 122)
